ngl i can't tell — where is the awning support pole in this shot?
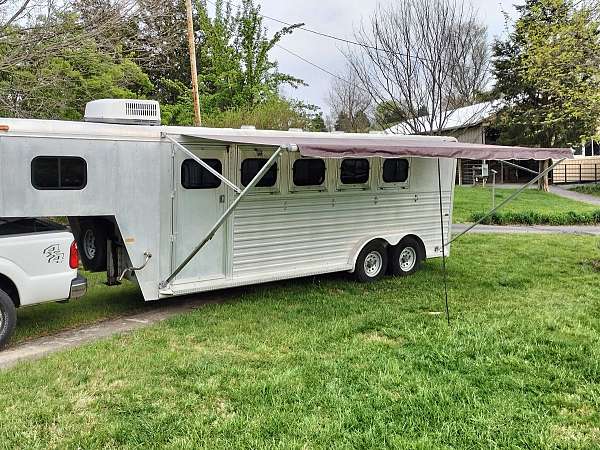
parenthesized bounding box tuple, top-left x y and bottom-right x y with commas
(437, 159, 451, 326)
(449, 158, 566, 246)
(498, 160, 540, 176)
(163, 134, 242, 194)
(160, 146, 285, 288)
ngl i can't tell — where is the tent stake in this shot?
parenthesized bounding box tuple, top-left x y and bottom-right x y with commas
(437, 158, 451, 326)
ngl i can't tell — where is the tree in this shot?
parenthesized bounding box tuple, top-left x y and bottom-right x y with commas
(348, 0, 490, 134)
(200, 98, 321, 131)
(0, 12, 153, 120)
(492, 0, 600, 149)
(492, 0, 600, 191)
(327, 66, 372, 133)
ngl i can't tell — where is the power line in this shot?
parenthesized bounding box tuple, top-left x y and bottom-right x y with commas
(275, 44, 371, 95)
(204, 0, 434, 64)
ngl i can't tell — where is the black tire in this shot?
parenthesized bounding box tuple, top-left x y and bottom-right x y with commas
(389, 237, 423, 277)
(0, 288, 17, 350)
(354, 241, 388, 283)
(78, 220, 108, 272)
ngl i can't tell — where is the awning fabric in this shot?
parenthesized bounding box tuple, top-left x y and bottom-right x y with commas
(180, 132, 573, 161)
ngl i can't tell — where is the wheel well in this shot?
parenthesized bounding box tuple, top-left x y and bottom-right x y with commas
(68, 216, 119, 242)
(0, 274, 20, 308)
(399, 234, 427, 260)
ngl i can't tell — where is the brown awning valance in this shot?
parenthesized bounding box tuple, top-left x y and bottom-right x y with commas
(179, 131, 573, 161)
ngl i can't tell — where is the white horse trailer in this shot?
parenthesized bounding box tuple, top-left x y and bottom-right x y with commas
(0, 100, 571, 302)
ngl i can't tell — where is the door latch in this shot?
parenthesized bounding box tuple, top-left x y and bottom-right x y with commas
(219, 194, 225, 204)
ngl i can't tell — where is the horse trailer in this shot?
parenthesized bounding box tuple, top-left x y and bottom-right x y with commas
(0, 100, 571, 302)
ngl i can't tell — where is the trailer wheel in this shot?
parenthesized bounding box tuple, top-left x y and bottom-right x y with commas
(78, 221, 108, 272)
(389, 237, 423, 277)
(0, 288, 17, 350)
(354, 241, 388, 283)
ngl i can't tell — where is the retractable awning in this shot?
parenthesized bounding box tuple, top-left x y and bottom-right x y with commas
(178, 132, 573, 161)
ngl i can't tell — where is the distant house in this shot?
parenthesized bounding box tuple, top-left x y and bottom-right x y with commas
(388, 102, 600, 185)
(387, 102, 540, 185)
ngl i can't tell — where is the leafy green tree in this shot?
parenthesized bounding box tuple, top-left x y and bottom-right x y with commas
(0, 14, 153, 120)
(196, 0, 304, 111)
(492, 0, 600, 148)
(202, 97, 317, 130)
(308, 113, 327, 132)
(375, 101, 407, 129)
(335, 110, 371, 133)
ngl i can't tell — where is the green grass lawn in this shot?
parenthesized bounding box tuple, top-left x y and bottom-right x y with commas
(1, 234, 600, 449)
(453, 186, 598, 223)
(572, 184, 600, 198)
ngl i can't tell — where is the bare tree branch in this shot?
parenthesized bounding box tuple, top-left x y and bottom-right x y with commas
(347, 0, 491, 135)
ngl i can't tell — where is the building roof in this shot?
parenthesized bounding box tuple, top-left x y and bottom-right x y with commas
(386, 101, 497, 135)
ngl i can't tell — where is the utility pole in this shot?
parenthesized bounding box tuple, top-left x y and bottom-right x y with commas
(185, 0, 202, 127)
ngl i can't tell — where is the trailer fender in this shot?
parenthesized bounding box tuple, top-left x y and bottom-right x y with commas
(347, 234, 426, 273)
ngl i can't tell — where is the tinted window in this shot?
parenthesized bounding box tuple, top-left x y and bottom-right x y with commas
(340, 159, 369, 185)
(241, 158, 278, 187)
(181, 159, 222, 189)
(383, 159, 409, 183)
(293, 159, 326, 187)
(32, 156, 87, 190)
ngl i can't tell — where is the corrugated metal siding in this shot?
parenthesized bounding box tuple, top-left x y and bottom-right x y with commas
(232, 191, 452, 277)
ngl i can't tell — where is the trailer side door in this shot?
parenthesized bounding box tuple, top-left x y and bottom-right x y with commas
(173, 145, 228, 284)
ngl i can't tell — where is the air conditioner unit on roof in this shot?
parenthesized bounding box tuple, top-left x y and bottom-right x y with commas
(84, 99, 161, 126)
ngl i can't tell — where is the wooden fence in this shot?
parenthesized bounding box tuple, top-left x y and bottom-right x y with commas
(552, 158, 600, 184)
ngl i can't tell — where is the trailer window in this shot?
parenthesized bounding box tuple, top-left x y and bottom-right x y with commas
(383, 159, 409, 183)
(181, 159, 222, 189)
(340, 159, 369, 184)
(293, 159, 326, 186)
(241, 158, 278, 187)
(31, 156, 87, 190)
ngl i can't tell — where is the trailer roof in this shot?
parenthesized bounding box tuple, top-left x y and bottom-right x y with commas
(0, 117, 572, 160)
(180, 130, 573, 161)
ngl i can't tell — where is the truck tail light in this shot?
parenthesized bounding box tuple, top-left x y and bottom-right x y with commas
(69, 241, 79, 269)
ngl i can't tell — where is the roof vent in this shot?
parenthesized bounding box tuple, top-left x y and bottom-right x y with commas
(241, 125, 256, 130)
(288, 128, 304, 132)
(84, 99, 161, 126)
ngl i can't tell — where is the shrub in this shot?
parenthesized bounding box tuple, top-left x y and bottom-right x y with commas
(469, 210, 600, 226)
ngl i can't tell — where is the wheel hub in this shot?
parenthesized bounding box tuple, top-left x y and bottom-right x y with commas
(399, 247, 417, 272)
(83, 229, 96, 260)
(364, 251, 383, 277)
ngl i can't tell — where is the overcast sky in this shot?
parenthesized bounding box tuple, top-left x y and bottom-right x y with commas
(238, 0, 521, 116)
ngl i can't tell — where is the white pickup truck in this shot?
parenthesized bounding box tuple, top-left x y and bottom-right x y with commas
(0, 218, 87, 348)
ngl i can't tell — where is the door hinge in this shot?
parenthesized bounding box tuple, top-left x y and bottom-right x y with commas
(170, 234, 177, 243)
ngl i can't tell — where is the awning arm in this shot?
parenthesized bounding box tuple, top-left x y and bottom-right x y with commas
(498, 160, 540, 176)
(163, 134, 242, 194)
(159, 146, 285, 288)
(448, 158, 566, 245)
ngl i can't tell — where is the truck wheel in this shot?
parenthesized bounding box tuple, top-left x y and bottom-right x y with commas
(79, 221, 107, 272)
(354, 241, 388, 283)
(0, 289, 17, 350)
(390, 237, 423, 277)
